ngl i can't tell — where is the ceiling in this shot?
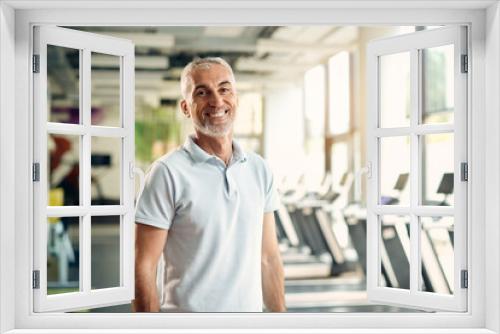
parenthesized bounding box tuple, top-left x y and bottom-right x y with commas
(48, 26, 363, 107)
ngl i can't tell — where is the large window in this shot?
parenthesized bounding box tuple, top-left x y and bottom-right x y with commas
(303, 65, 326, 187)
(2, 3, 495, 332)
(233, 92, 264, 154)
(327, 51, 352, 191)
(328, 51, 350, 136)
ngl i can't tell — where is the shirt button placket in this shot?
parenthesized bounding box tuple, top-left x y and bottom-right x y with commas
(225, 166, 237, 198)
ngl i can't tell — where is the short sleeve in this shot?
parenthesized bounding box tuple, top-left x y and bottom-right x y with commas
(263, 161, 280, 213)
(135, 161, 175, 230)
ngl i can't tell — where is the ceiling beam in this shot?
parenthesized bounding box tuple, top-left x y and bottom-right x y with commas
(256, 38, 350, 53)
(235, 58, 315, 72)
(92, 55, 169, 69)
(99, 32, 175, 48)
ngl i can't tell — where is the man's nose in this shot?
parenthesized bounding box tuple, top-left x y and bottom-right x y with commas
(208, 92, 224, 107)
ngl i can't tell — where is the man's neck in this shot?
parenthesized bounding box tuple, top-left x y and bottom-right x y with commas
(193, 131, 233, 166)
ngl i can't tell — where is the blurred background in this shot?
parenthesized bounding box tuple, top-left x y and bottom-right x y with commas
(45, 25, 455, 312)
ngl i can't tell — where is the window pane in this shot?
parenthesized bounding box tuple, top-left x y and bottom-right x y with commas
(422, 45, 454, 124)
(420, 216, 454, 294)
(91, 137, 121, 205)
(379, 136, 410, 206)
(304, 65, 325, 137)
(48, 134, 80, 206)
(233, 93, 262, 135)
(91, 215, 121, 289)
(421, 133, 454, 206)
(47, 216, 80, 295)
(91, 53, 121, 127)
(328, 51, 350, 135)
(47, 45, 80, 124)
(379, 215, 410, 290)
(331, 141, 349, 185)
(304, 65, 326, 185)
(379, 52, 410, 128)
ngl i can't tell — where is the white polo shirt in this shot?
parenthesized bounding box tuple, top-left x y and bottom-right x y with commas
(135, 135, 279, 312)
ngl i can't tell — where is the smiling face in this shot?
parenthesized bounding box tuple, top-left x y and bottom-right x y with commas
(180, 63, 238, 138)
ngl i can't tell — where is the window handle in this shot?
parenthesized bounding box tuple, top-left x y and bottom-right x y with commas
(355, 163, 371, 180)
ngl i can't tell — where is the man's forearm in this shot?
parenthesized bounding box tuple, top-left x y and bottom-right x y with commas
(262, 255, 286, 312)
(133, 264, 160, 312)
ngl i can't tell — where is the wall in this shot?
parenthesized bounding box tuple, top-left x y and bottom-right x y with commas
(0, 2, 16, 333)
(485, 2, 500, 332)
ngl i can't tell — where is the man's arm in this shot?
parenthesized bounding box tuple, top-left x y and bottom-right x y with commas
(261, 212, 286, 312)
(132, 223, 168, 312)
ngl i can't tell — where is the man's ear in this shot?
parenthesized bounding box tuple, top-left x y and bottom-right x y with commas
(179, 100, 191, 118)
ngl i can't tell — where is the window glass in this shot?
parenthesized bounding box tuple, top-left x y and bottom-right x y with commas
(91, 215, 121, 289)
(91, 137, 122, 205)
(379, 136, 410, 206)
(48, 134, 80, 206)
(420, 216, 454, 294)
(304, 65, 326, 185)
(379, 52, 411, 128)
(379, 215, 411, 290)
(234, 92, 262, 135)
(421, 133, 454, 206)
(91, 52, 121, 127)
(422, 45, 454, 124)
(328, 51, 350, 135)
(331, 141, 349, 185)
(47, 216, 80, 295)
(47, 45, 80, 124)
(304, 65, 326, 139)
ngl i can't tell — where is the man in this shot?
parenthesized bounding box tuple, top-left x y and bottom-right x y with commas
(133, 57, 286, 312)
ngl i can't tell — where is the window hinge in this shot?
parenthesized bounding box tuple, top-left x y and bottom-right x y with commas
(33, 55, 40, 73)
(32, 270, 40, 289)
(461, 54, 468, 73)
(461, 162, 468, 181)
(461, 270, 468, 289)
(32, 163, 40, 182)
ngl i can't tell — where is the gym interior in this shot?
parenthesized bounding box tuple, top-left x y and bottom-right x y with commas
(44, 25, 457, 313)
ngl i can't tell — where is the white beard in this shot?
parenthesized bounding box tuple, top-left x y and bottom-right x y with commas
(194, 118, 233, 138)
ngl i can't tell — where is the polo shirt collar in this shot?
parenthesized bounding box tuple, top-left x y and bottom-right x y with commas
(231, 138, 247, 163)
(183, 134, 247, 164)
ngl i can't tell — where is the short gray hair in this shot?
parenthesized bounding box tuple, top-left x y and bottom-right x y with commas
(180, 57, 236, 99)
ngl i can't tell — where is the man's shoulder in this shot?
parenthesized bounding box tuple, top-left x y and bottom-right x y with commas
(244, 151, 264, 164)
(154, 147, 191, 170)
(243, 151, 271, 172)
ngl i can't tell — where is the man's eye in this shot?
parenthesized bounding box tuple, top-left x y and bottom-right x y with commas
(220, 87, 231, 94)
(196, 90, 207, 96)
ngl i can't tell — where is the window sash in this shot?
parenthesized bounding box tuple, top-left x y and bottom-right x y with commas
(366, 26, 468, 312)
(32, 26, 135, 312)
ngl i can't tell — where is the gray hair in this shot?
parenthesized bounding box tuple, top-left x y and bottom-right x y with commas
(180, 57, 236, 99)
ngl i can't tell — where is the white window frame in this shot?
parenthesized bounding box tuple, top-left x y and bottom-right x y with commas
(0, 1, 499, 333)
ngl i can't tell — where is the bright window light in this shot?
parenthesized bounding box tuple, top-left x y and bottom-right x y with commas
(328, 51, 350, 135)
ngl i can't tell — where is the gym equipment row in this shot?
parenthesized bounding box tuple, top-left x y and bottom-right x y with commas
(278, 172, 455, 311)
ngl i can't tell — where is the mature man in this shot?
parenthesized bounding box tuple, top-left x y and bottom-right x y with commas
(133, 57, 286, 312)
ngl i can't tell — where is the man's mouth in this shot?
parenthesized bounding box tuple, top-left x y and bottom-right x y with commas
(205, 109, 229, 118)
